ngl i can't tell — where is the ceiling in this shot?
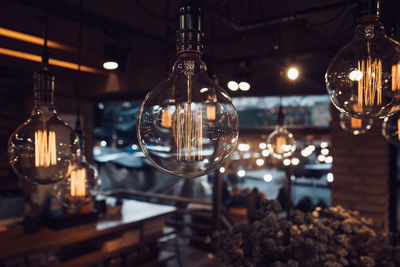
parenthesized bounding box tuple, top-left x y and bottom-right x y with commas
(0, 0, 398, 100)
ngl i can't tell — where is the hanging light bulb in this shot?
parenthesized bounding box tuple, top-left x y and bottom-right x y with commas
(137, 2, 239, 178)
(339, 112, 374, 135)
(53, 151, 100, 208)
(382, 111, 400, 146)
(267, 104, 296, 159)
(53, 1, 101, 207)
(8, 8, 78, 184)
(325, 0, 400, 119)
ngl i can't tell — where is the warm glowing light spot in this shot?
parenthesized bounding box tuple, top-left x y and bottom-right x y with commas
(287, 67, 299, 80)
(35, 130, 57, 168)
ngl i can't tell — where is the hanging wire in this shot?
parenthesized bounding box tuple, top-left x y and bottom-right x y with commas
(75, 0, 84, 151)
(41, 0, 49, 67)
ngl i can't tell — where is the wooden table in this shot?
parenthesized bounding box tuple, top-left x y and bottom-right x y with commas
(0, 199, 176, 266)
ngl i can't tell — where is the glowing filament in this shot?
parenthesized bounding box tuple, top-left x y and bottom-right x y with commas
(398, 119, 400, 141)
(206, 106, 216, 121)
(357, 58, 382, 107)
(392, 64, 400, 91)
(175, 103, 203, 161)
(34, 130, 57, 167)
(276, 136, 286, 154)
(351, 117, 362, 129)
(161, 110, 172, 128)
(70, 168, 86, 197)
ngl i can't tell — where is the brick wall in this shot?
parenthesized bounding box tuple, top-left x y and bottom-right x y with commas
(330, 109, 390, 230)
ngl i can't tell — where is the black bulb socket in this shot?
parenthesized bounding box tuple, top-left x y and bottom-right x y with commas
(176, 1, 203, 55)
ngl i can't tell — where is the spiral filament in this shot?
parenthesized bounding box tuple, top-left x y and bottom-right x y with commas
(357, 58, 382, 107)
(70, 168, 86, 197)
(34, 130, 57, 167)
(397, 119, 400, 141)
(392, 64, 400, 91)
(175, 103, 203, 161)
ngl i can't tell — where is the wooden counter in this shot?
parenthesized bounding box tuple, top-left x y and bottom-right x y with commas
(0, 199, 176, 265)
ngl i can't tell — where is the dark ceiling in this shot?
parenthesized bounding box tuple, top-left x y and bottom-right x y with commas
(0, 0, 398, 100)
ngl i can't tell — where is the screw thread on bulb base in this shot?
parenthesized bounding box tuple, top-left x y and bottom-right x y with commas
(34, 69, 54, 105)
(176, 2, 203, 55)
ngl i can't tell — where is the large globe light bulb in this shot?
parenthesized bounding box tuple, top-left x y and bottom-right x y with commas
(382, 111, 400, 146)
(137, 3, 239, 178)
(53, 154, 100, 208)
(325, 2, 400, 119)
(8, 70, 79, 184)
(339, 112, 373, 135)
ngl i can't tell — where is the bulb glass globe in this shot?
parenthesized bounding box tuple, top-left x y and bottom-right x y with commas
(382, 111, 400, 146)
(326, 17, 400, 119)
(340, 112, 373, 135)
(267, 126, 296, 159)
(8, 70, 79, 184)
(137, 55, 239, 178)
(53, 155, 101, 208)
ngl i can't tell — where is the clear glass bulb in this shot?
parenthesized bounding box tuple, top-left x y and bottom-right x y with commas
(137, 53, 239, 178)
(53, 154, 100, 208)
(8, 70, 79, 184)
(339, 112, 373, 135)
(326, 16, 400, 119)
(382, 111, 400, 146)
(267, 126, 296, 159)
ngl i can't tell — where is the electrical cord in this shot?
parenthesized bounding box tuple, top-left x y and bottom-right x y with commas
(75, 0, 83, 151)
(41, 0, 49, 66)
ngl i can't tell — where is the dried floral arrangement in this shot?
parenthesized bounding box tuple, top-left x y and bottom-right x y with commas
(213, 200, 400, 267)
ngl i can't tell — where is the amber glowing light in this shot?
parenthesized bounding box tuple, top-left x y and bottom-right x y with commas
(357, 59, 382, 108)
(397, 119, 400, 141)
(276, 136, 286, 154)
(0, 27, 75, 52)
(34, 130, 57, 168)
(70, 168, 86, 197)
(392, 64, 400, 91)
(161, 110, 172, 128)
(206, 106, 216, 120)
(175, 103, 203, 161)
(0, 47, 101, 74)
(351, 117, 362, 129)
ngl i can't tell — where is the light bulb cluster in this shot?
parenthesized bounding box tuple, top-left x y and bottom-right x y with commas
(7, 8, 101, 209)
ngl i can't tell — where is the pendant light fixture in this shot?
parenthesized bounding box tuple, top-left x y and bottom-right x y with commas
(339, 112, 373, 135)
(267, 100, 296, 159)
(325, 0, 400, 119)
(137, 1, 239, 178)
(53, 0, 100, 208)
(8, 1, 79, 184)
